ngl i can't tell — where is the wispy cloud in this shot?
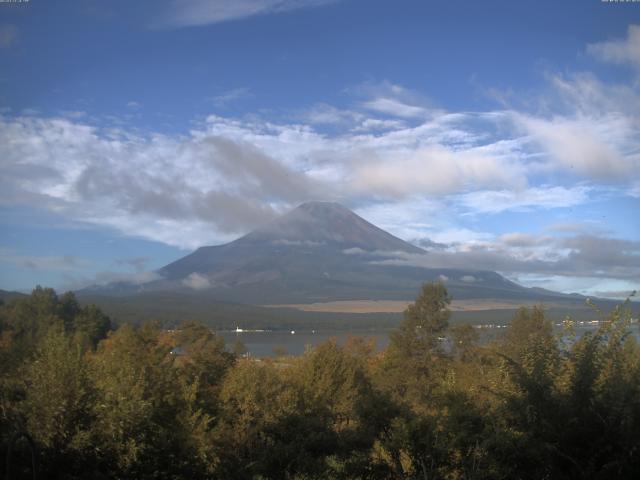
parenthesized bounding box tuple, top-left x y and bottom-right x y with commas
(352, 144, 528, 197)
(456, 186, 592, 215)
(155, 0, 339, 29)
(362, 233, 640, 285)
(513, 112, 637, 181)
(299, 103, 364, 126)
(362, 97, 428, 119)
(182, 272, 211, 290)
(79, 270, 161, 289)
(0, 248, 90, 272)
(499, 232, 553, 248)
(587, 24, 640, 69)
(208, 88, 253, 107)
(357, 81, 436, 119)
(589, 289, 637, 300)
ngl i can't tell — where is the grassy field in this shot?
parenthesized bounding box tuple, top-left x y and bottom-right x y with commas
(263, 298, 562, 313)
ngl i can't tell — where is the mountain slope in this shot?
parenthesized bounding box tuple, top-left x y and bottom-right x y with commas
(159, 201, 423, 280)
(0, 289, 27, 304)
(82, 201, 585, 305)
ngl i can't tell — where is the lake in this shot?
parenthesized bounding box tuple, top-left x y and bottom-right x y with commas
(219, 321, 640, 358)
(219, 329, 392, 357)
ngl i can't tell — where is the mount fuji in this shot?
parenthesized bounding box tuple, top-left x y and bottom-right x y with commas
(83, 202, 581, 307)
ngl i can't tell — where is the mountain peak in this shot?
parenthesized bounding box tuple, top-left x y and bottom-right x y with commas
(239, 201, 424, 254)
(290, 201, 358, 223)
(296, 201, 350, 212)
(287, 201, 360, 224)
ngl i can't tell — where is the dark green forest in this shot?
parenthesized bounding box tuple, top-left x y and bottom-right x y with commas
(1, 284, 639, 479)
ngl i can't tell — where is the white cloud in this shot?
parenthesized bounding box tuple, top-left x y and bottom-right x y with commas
(342, 247, 366, 255)
(514, 274, 639, 300)
(629, 183, 640, 198)
(513, 113, 637, 180)
(59, 270, 160, 291)
(587, 24, 640, 69)
(547, 72, 640, 120)
(0, 114, 322, 249)
(362, 232, 640, 292)
(156, 0, 339, 28)
(352, 144, 528, 198)
(356, 81, 438, 119)
(353, 118, 407, 132)
(477, 72, 640, 185)
(182, 272, 211, 290)
(362, 97, 428, 119)
(427, 228, 494, 246)
(457, 186, 591, 215)
(0, 99, 619, 251)
(2, 45, 638, 254)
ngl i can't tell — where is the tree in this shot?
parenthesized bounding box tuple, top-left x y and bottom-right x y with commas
(381, 281, 452, 401)
(215, 359, 295, 479)
(73, 304, 112, 348)
(19, 326, 96, 477)
(449, 324, 480, 362)
(88, 323, 186, 478)
(3, 287, 63, 361)
(0, 288, 112, 365)
(499, 305, 554, 362)
(389, 281, 451, 359)
(58, 291, 81, 331)
(174, 321, 235, 406)
(552, 303, 640, 478)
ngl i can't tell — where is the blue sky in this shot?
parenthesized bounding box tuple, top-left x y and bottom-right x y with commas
(0, 0, 639, 299)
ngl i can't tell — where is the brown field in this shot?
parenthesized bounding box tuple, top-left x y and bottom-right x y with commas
(264, 299, 541, 314)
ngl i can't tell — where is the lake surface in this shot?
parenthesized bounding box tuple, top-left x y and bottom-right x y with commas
(219, 322, 640, 358)
(219, 329, 392, 357)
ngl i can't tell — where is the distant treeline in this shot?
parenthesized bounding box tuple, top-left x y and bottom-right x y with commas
(77, 290, 405, 332)
(1, 284, 639, 479)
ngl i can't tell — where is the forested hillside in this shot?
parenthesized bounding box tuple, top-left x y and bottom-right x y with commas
(1, 285, 639, 479)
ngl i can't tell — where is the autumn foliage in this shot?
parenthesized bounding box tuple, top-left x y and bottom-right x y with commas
(1, 284, 639, 479)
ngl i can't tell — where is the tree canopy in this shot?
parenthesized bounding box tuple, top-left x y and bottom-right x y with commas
(1, 284, 639, 479)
